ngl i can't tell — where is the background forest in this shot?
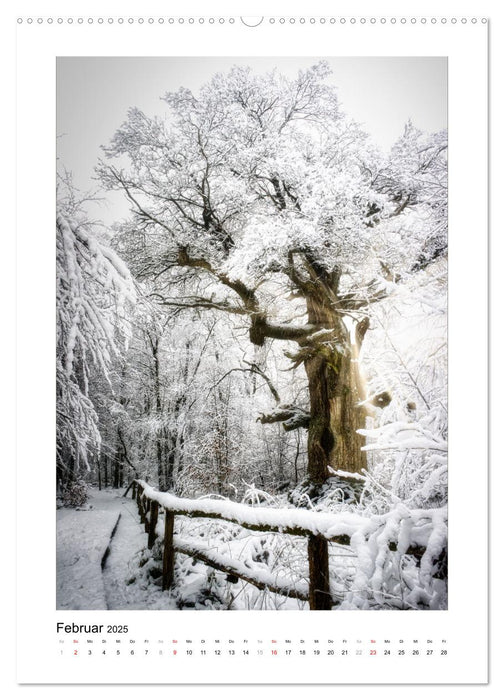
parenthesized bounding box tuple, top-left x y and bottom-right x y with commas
(56, 60, 447, 611)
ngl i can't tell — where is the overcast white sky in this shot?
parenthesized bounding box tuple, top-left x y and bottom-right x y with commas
(57, 56, 447, 224)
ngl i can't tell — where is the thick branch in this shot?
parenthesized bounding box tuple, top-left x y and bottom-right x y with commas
(285, 250, 340, 306)
(177, 246, 258, 310)
(258, 404, 310, 431)
(260, 320, 321, 343)
(176, 248, 323, 345)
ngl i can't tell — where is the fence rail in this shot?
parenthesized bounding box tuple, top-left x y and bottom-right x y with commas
(124, 478, 443, 610)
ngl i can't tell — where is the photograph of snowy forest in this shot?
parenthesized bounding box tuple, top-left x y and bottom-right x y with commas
(56, 57, 447, 611)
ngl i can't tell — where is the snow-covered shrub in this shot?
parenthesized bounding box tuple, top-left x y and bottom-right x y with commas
(289, 473, 365, 510)
(61, 480, 88, 508)
(340, 503, 447, 610)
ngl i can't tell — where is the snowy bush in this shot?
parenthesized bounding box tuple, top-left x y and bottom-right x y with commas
(61, 480, 88, 508)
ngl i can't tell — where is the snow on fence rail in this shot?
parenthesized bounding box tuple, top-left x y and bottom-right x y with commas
(125, 479, 447, 610)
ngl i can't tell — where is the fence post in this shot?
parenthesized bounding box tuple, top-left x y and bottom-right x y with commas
(308, 535, 332, 610)
(148, 501, 159, 549)
(137, 487, 145, 523)
(162, 511, 175, 590)
(144, 498, 150, 533)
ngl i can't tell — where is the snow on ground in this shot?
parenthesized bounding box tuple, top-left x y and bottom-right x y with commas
(101, 491, 178, 610)
(57, 487, 178, 610)
(56, 488, 122, 609)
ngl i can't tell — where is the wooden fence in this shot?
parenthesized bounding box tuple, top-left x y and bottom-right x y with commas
(124, 478, 439, 610)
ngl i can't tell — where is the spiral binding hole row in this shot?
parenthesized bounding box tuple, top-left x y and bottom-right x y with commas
(17, 16, 487, 26)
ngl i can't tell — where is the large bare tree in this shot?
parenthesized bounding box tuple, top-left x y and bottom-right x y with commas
(99, 62, 447, 492)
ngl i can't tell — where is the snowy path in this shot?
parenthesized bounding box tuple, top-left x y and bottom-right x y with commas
(56, 489, 123, 609)
(57, 487, 177, 610)
(100, 491, 177, 609)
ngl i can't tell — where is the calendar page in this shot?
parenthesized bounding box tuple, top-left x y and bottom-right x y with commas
(15, 4, 488, 685)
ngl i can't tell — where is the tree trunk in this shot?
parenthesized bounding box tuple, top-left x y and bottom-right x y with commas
(156, 437, 166, 492)
(149, 335, 168, 492)
(302, 299, 367, 609)
(113, 439, 124, 489)
(304, 301, 367, 482)
(305, 348, 367, 479)
(166, 443, 176, 492)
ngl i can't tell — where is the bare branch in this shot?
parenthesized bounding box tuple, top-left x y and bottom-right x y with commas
(150, 293, 247, 316)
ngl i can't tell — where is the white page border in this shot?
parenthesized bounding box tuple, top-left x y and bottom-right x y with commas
(15, 14, 488, 685)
